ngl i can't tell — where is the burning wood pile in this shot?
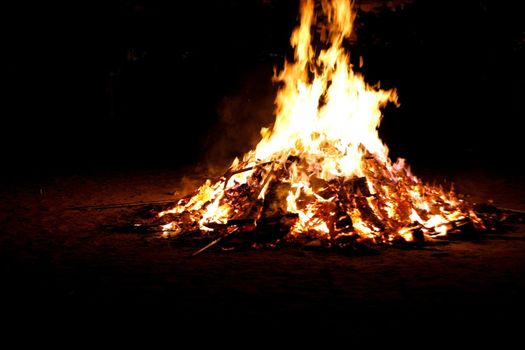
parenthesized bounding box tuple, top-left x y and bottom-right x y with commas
(155, 0, 485, 253)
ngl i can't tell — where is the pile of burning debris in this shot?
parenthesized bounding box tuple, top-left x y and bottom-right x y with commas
(155, 151, 485, 255)
(104, 0, 519, 255)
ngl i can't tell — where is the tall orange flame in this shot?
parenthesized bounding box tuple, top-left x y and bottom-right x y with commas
(159, 0, 482, 244)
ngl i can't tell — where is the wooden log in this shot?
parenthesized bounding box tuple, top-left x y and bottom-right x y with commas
(222, 161, 273, 190)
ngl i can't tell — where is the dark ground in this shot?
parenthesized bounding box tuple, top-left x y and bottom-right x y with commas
(1, 0, 524, 344)
(1, 167, 524, 344)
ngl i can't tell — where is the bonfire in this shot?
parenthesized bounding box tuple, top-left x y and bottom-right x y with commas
(157, 0, 484, 251)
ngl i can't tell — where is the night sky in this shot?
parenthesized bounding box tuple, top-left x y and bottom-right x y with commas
(3, 0, 524, 178)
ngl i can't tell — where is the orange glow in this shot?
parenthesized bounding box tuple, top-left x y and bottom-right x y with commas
(159, 0, 482, 244)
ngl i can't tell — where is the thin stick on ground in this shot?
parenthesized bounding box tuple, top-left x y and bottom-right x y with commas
(191, 236, 225, 257)
(68, 199, 178, 210)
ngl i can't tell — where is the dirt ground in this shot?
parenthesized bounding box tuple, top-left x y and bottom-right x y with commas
(1, 165, 524, 344)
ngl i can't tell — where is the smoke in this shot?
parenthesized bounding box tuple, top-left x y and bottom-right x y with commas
(200, 64, 277, 175)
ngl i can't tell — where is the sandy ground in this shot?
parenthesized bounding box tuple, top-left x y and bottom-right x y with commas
(1, 166, 524, 344)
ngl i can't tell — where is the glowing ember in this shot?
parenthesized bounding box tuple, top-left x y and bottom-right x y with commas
(159, 0, 483, 247)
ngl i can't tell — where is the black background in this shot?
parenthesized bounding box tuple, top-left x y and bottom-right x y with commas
(1, 2, 524, 342)
(3, 0, 524, 178)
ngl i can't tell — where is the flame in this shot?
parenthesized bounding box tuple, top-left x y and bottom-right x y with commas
(159, 0, 482, 244)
